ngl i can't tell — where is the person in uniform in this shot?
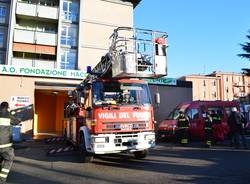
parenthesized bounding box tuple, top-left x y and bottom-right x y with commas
(202, 112, 213, 147)
(210, 110, 221, 125)
(210, 110, 223, 144)
(176, 111, 190, 145)
(0, 102, 18, 183)
(228, 107, 248, 149)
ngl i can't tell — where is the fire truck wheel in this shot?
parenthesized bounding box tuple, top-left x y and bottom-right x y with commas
(134, 150, 148, 159)
(79, 134, 93, 163)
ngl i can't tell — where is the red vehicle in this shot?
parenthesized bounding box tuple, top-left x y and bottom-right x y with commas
(158, 100, 240, 141)
(63, 27, 168, 162)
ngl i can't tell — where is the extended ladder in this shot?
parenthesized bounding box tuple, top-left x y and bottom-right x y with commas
(83, 27, 168, 85)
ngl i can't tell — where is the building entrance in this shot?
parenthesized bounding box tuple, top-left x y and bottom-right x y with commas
(34, 90, 68, 137)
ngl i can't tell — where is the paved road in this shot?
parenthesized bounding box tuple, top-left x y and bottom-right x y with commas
(7, 138, 250, 184)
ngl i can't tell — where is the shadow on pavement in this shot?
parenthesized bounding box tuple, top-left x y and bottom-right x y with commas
(8, 171, 62, 184)
(7, 139, 250, 184)
(93, 142, 250, 184)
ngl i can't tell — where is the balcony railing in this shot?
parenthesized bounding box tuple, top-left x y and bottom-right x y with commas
(12, 58, 56, 68)
(14, 29, 57, 46)
(16, 1, 59, 20)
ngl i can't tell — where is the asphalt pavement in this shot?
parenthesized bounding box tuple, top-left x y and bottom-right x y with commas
(6, 137, 250, 184)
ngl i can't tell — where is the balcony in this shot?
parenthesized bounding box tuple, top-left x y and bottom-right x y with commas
(14, 29, 57, 46)
(16, 2, 59, 20)
(234, 93, 247, 98)
(12, 58, 56, 68)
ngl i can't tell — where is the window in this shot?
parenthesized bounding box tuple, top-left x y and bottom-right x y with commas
(39, 0, 58, 6)
(0, 28, 7, 48)
(167, 108, 187, 120)
(202, 91, 206, 98)
(0, 51, 4, 64)
(186, 108, 199, 120)
(208, 107, 223, 118)
(61, 26, 67, 44)
(225, 107, 237, 117)
(20, 0, 59, 6)
(61, 49, 77, 70)
(62, 0, 79, 22)
(203, 80, 206, 86)
(19, 0, 36, 4)
(92, 82, 152, 106)
(0, 6, 6, 24)
(61, 24, 78, 47)
(212, 91, 216, 98)
(226, 87, 229, 93)
(44, 26, 56, 33)
(0, 32, 4, 48)
(226, 76, 229, 82)
(212, 80, 216, 86)
(16, 19, 57, 33)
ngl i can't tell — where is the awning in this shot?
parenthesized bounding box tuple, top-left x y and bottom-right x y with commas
(13, 42, 56, 55)
(35, 82, 78, 91)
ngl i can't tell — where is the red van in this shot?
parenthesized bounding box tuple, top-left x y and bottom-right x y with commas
(158, 100, 240, 141)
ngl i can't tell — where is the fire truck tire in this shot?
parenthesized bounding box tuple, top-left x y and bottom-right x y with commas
(79, 133, 93, 163)
(134, 149, 148, 159)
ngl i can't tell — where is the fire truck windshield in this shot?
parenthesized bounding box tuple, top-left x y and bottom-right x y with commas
(93, 81, 152, 106)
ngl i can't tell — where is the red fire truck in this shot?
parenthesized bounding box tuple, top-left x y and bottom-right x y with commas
(63, 27, 168, 162)
(158, 100, 240, 141)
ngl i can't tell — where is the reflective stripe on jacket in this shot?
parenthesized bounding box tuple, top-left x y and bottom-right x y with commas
(204, 117, 212, 129)
(0, 118, 11, 126)
(0, 143, 12, 148)
(211, 115, 221, 124)
(177, 116, 189, 128)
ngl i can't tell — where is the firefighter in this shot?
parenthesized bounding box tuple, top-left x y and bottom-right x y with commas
(210, 110, 221, 124)
(0, 102, 16, 183)
(202, 112, 213, 147)
(176, 111, 190, 145)
(210, 110, 223, 144)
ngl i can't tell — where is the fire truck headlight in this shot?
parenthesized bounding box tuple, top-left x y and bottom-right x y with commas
(145, 134, 155, 140)
(93, 137, 109, 143)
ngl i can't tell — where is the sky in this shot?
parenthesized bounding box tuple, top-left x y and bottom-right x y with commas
(134, 0, 250, 78)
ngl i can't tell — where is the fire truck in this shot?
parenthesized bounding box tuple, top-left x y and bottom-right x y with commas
(63, 27, 168, 162)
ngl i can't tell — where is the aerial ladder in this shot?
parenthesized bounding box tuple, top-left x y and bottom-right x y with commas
(47, 27, 168, 158)
(82, 27, 168, 84)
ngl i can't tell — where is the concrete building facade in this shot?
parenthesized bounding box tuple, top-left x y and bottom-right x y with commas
(180, 71, 250, 102)
(0, 0, 192, 138)
(0, 0, 140, 137)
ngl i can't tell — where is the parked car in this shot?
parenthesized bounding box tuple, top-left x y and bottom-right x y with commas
(158, 100, 240, 141)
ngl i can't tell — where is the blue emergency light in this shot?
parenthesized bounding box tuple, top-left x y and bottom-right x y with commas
(87, 66, 92, 74)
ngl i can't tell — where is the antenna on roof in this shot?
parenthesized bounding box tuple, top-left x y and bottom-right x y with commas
(203, 65, 206, 74)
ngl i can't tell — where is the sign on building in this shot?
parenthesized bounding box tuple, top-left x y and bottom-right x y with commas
(146, 77, 177, 86)
(0, 65, 87, 80)
(10, 96, 31, 109)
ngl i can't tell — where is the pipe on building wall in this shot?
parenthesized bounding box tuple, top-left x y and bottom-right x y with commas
(56, 0, 63, 69)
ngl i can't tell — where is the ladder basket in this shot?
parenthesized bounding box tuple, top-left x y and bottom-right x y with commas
(109, 27, 168, 78)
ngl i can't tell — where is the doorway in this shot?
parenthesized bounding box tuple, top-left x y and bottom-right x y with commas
(34, 90, 68, 137)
